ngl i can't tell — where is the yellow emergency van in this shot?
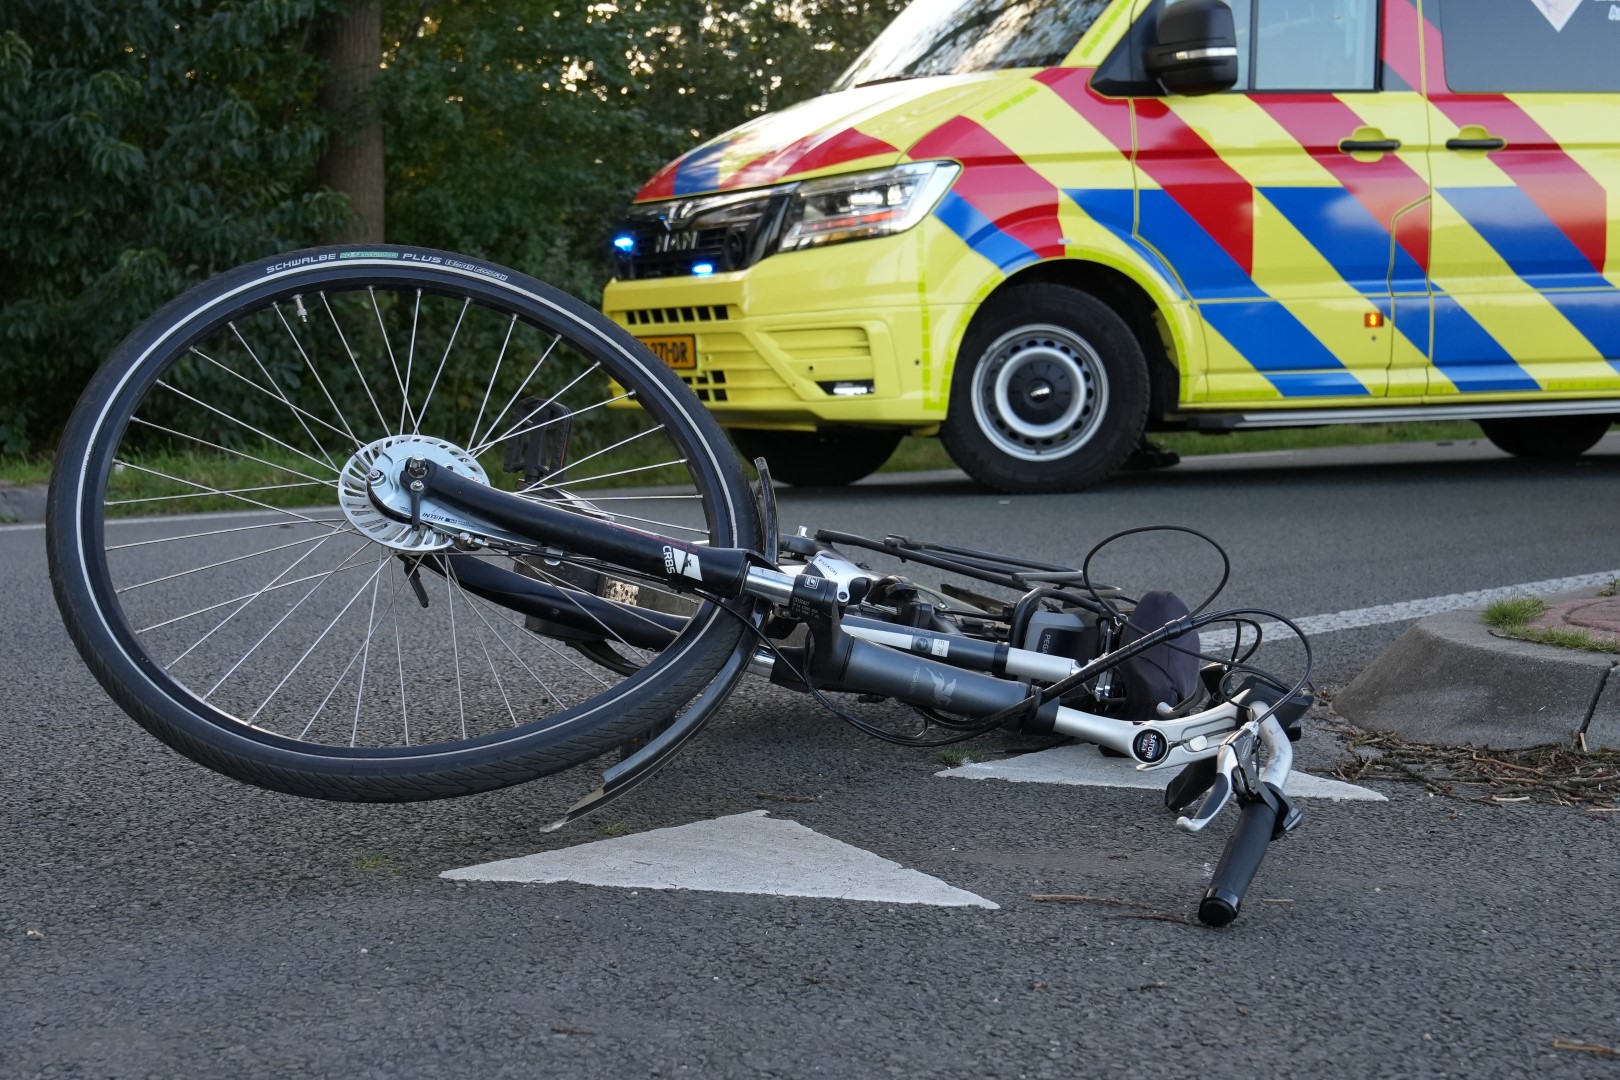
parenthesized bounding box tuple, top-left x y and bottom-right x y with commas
(602, 0, 1620, 491)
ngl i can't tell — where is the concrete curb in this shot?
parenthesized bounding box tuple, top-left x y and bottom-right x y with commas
(0, 484, 46, 523)
(1333, 607, 1620, 749)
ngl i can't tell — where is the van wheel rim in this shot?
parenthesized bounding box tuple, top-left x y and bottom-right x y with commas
(969, 324, 1108, 463)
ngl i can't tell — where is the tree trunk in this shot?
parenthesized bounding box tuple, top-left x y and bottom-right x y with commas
(314, 1, 385, 243)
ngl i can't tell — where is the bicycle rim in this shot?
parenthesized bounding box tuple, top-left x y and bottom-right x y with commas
(49, 247, 753, 799)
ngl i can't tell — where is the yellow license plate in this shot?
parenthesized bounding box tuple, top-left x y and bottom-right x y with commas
(639, 334, 697, 370)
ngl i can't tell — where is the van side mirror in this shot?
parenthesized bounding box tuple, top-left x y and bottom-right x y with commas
(1146, 0, 1240, 96)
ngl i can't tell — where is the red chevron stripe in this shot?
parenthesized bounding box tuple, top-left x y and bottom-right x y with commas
(909, 116, 1066, 261)
(1035, 68, 1255, 276)
(1253, 95, 1431, 273)
(1130, 99, 1257, 277)
(1418, 8, 1607, 273)
(727, 128, 898, 190)
(637, 158, 681, 202)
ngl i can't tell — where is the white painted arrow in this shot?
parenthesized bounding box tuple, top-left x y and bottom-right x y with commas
(442, 810, 999, 908)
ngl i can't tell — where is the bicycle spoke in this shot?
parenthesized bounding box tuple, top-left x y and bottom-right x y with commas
(321, 291, 390, 435)
(548, 459, 688, 489)
(248, 552, 393, 720)
(138, 563, 364, 635)
(469, 314, 519, 449)
(448, 575, 517, 728)
(348, 566, 387, 745)
(528, 424, 665, 488)
(473, 334, 562, 450)
(467, 362, 604, 458)
(447, 578, 564, 710)
(402, 289, 421, 433)
(471, 384, 629, 460)
(521, 563, 659, 664)
(413, 296, 469, 435)
(275, 299, 363, 448)
(111, 457, 345, 541)
(108, 480, 326, 507)
(459, 585, 612, 690)
(119, 528, 348, 596)
(131, 413, 334, 485)
(167, 533, 370, 671)
(296, 582, 385, 741)
(201, 539, 376, 698)
(388, 562, 410, 745)
(446, 562, 465, 739)
(110, 519, 345, 552)
(202, 339, 344, 468)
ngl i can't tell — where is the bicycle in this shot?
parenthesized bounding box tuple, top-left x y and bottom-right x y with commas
(47, 245, 1314, 926)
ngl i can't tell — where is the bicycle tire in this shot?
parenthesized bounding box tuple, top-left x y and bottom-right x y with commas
(48, 245, 757, 802)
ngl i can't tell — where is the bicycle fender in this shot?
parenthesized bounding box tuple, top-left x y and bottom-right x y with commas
(543, 618, 758, 831)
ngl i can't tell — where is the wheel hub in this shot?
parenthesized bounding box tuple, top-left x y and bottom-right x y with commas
(339, 434, 488, 552)
(969, 325, 1109, 463)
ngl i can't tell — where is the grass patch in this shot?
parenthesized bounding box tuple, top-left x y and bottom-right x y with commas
(879, 421, 1486, 474)
(1483, 595, 1619, 655)
(938, 748, 989, 767)
(1483, 595, 1547, 629)
(599, 820, 631, 837)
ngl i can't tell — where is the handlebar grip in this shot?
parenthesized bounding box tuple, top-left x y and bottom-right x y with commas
(1199, 795, 1279, 927)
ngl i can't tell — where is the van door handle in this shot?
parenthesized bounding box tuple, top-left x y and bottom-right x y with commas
(1446, 125, 1505, 151)
(1339, 126, 1399, 155)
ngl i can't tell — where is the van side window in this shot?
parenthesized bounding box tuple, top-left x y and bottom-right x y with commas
(1435, 0, 1620, 92)
(1252, 0, 1377, 90)
(1165, 0, 1377, 91)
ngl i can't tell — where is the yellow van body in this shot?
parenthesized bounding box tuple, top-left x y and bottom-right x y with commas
(602, 0, 1620, 489)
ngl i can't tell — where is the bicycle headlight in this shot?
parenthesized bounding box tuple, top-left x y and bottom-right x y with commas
(775, 161, 960, 253)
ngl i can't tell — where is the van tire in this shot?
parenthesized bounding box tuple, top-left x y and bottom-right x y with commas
(940, 285, 1149, 493)
(1478, 416, 1613, 460)
(730, 428, 903, 486)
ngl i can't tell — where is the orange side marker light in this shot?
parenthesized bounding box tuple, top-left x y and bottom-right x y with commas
(1364, 312, 1385, 329)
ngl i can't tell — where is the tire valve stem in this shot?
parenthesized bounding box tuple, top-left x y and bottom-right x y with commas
(292, 294, 308, 323)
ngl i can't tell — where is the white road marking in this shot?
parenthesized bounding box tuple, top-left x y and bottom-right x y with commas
(442, 810, 998, 908)
(1202, 568, 1620, 649)
(938, 744, 1386, 802)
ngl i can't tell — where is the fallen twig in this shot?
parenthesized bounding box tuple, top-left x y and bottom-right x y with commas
(755, 792, 818, 803)
(1552, 1038, 1615, 1057)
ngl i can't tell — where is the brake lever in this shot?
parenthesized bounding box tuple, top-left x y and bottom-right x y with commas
(1175, 722, 1260, 833)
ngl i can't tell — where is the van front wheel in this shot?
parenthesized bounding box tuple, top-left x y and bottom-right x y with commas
(940, 285, 1149, 493)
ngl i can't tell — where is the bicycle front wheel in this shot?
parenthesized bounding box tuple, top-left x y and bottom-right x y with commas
(48, 246, 757, 802)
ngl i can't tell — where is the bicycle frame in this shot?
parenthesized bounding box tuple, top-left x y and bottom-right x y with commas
(413, 456, 1294, 771)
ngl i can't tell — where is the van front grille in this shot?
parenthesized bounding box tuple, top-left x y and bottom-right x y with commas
(623, 305, 732, 326)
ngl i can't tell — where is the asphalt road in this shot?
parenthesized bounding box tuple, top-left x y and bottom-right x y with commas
(6, 436, 1620, 1079)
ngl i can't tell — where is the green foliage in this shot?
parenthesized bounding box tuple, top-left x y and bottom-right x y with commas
(379, 1, 907, 300)
(0, 0, 352, 453)
(1, 0, 907, 454)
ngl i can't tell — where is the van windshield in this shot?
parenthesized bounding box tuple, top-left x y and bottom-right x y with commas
(832, 0, 1112, 91)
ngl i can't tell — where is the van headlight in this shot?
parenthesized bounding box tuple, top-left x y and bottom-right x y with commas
(775, 162, 960, 253)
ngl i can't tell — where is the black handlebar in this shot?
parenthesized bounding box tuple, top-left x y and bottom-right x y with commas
(1199, 792, 1280, 927)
